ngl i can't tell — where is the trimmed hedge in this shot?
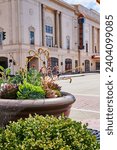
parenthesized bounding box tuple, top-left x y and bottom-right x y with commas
(0, 115, 100, 150)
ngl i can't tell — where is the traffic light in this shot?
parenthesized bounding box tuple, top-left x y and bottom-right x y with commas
(3, 32, 6, 40)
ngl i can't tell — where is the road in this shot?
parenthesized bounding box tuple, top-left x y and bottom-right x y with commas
(56, 73, 100, 130)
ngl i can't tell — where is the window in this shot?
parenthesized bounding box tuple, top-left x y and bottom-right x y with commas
(86, 43, 88, 52)
(29, 26, 35, 45)
(96, 62, 100, 70)
(66, 36, 70, 49)
(46, 25, 53, 34)
(30, 31, 34, 45)
(75, 60, 78, 68)
(78, 18, 84, 49)
(46, 35, 53, 47)
(95, 46, 97, 53)
(0, 32, 2, 45)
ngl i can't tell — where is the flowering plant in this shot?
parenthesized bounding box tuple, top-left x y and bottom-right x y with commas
(0, 66, 61, 99)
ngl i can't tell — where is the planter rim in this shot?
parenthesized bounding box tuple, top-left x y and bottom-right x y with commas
(0, 92, 76, 108)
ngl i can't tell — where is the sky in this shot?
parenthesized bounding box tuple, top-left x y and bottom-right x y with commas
(63, 0, 100, 12)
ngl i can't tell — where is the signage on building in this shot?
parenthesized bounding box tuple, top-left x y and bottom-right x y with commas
(78, 18, 84, 49)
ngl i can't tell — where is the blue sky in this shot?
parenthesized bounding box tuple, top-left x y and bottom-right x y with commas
(63, 0, 100, 12)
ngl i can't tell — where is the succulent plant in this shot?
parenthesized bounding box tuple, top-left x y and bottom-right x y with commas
(0, 66, 62, 99)
(0, 83, 18, 99)
(42, 76, 61, 98)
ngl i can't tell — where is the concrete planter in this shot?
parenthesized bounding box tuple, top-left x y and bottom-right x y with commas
(0, 92, 75, 127)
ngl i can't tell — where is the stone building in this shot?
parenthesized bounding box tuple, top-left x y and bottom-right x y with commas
(0, 0, 100, 74)
(75, 4, 100, 72)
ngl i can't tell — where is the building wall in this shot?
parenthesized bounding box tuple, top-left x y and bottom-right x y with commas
(0, 0, 100, 74)
(76, 5, 100, 72)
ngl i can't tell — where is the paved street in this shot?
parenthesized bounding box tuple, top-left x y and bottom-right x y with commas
(56, 73, 100, 130)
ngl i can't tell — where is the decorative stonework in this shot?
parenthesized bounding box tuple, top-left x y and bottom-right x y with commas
(29, 8, 33, 15)
(0, 27, 3, 31)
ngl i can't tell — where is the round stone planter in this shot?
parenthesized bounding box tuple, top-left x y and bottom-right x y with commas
(0, 92, 76, 127)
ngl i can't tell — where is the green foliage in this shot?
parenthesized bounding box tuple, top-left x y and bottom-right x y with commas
(0, 66, 11, 85)
(17, 80, 45, 99)
(10, 68, 42, 86)
(0, 115, 100, 150)
(0, 66, 4, 72)
(27, 68, 41, 86)
(10, 74, 24, 85)
(0, 66, 62, 99)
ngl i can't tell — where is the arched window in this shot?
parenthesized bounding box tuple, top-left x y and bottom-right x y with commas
(29, 26, 35, 45)
(66, 36, 70, 50)
(50, 57, 58, 68)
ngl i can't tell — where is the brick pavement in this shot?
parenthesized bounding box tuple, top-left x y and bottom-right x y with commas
(56, 73, 100, 130)
(73, 95, 100, 111)
(69, 94, 100, 130)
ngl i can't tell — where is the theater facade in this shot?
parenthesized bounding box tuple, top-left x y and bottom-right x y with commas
(0, 0, 100, 74)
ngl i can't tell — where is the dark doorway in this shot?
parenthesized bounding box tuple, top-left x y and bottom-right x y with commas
(27, 57, 38, 70)
(85, 60, 90, 72)
(65, 58, 72, 72)
(0, 57, 8, 69)
(50, 57, 58, 68)
(96, 62, 100, 71)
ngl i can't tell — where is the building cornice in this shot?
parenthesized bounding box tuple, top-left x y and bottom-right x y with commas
(96, 0, 100, 4)
(74, 4, 100, 23)
(0, 0, 10, 4)
(49, 0, 75, 11)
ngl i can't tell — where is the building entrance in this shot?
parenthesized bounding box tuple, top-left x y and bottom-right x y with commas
(85, 60, 90, 72)
(65, 59, 72, 72)
(27, 57, 38, 70)
(0, 57, 8, 69)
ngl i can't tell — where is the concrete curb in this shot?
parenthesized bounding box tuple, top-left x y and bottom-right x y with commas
(59, 74, 85, 79)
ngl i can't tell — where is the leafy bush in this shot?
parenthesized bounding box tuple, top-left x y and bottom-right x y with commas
(17, 80, 45, 99)
(0, 115, 100, 150)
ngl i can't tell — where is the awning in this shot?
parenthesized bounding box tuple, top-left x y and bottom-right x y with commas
(91, 55, 100, 59)
(96, 0, 100, 4)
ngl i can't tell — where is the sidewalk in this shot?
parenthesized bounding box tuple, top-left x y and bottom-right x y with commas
(57, 73, 100, 131)
(69, 108, 100, 130)
(69, 95, 100, 131)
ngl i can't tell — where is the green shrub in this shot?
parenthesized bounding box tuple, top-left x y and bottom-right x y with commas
(0, 115, 100, 150)
(17, 80, 45, 99)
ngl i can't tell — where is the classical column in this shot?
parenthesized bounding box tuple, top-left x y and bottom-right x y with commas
(41, 4, 46, 46)
(92, 26, 94, 53)
(59, 12, 62, 48)
(8, 0, 13, 44)
(97, 28, 100, 53)
(39, 3, 42, 46)
(55, 10, 60, 48)
(17, 0, 22, 44)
